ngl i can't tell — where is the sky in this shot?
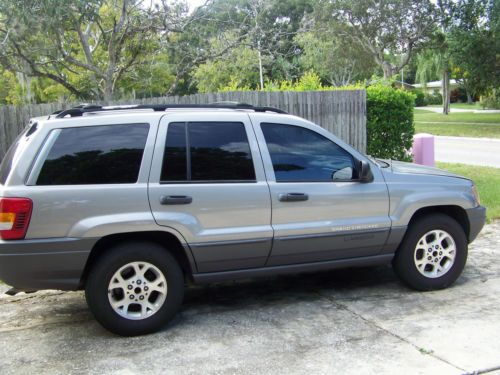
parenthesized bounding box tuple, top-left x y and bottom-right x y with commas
(186, 0, 209, 10)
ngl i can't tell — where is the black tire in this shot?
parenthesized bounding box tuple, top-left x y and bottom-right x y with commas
(393, 213, 468, 291)
(85, 242, 184, 336)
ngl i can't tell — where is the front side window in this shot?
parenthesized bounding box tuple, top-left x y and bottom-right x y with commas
(261, 123, 356, 182)
(161, 122, 256, 182)
(36, 123, 149, 185)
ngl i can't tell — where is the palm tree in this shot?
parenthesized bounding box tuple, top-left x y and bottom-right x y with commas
(415, 34, 451, 115)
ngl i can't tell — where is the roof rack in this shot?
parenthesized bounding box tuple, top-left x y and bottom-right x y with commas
(53, 102, 287, 118)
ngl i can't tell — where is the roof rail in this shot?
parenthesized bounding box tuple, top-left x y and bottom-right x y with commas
(54, 102, 287, 118)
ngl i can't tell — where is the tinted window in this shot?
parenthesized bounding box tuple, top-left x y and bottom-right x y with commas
(36, 124, 149, 185)
(160, 122, 255, 182)
(261, 123, 355, 182)
(0, 132, 25, 184)
(161, 122, 187, 181)
(189, 122, 255, 181)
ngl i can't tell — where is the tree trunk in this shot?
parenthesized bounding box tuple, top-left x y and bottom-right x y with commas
(466, 91, 473, 104)
(442, 69, 450, 115)
(102, 79, 113, 104)
(257, 40, 264, 90)
(382, 63, 394, 79)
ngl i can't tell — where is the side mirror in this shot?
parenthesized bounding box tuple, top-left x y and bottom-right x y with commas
(358, 160, 374, 183)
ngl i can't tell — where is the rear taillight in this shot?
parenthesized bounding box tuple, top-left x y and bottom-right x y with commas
(0, 198, 33, 240)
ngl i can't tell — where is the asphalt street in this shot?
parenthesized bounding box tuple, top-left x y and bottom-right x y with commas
(434, 136, 500, 168)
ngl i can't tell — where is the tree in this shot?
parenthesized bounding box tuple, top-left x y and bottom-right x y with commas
(415, 32, 451, 113)
(0, 0, 183, 102)
(414, 0, 455, 114)
(318, 0, 436, 78)
(295, 31, 375, 86)
(416, 0, 497, 113)
(448, 0, 499, 99)
(194, 41, 260, 92)
(180, 0, 313, 91)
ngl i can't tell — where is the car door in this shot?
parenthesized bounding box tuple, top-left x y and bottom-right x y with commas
(250, 114, 391, 266)
(148, 112, 272, 273)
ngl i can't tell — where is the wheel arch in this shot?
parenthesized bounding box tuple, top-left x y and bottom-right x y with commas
(80, 230, 197, 288)
(407, 205, 470, 240)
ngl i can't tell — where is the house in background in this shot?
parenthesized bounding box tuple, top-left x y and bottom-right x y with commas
(413, 79, 459, 95)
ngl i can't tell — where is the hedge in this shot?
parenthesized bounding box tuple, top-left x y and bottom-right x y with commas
(366, 85, 415, 161)
(413, 89, 427, 106)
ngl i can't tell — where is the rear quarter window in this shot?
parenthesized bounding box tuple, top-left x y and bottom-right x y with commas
(36, 123, 149, 185)
(0, 125, 33, 185)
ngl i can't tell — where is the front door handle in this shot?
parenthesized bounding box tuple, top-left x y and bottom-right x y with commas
(278, 192, 309, 202)
(160, 195, 193, 205)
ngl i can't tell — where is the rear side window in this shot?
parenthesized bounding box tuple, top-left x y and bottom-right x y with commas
(36, 124, 149, 185)
(161, 122, 255, 182)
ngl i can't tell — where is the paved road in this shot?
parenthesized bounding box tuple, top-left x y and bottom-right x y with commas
(435, 136, 500, 168)
(1, 222, 499, 375)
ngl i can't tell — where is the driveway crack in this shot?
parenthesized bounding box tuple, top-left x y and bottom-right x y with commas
(319, 292, 466, 372)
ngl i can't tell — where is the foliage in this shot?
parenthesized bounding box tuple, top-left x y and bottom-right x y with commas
(194, 44, 260, 93)
(288, 71, 323, 91)
(317, 0, 435, 78)
(261, 71, 364, 92)
(414, 32, 451, 112)
(480, 89, 500, 109)
(0, 70, 20, 104)
(448, 0, 499, 99)
(366, 85, 415, 161)
(413, 89, 427, 106)
(0, 0, 497, 105)
(425, 90, 443, 105)
(295, 31, 375, 86)
(0, 0, 180, 101)
(449, 87, 468, 103)
(186, 0, 314, 90)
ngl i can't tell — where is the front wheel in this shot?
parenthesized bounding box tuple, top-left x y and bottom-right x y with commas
(393, 214, 468, 291)
(85, 242, 184, 336)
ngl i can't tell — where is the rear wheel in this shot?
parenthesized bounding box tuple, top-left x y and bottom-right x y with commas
(393, 214, 468, 291)
(85, 242, 184, 336)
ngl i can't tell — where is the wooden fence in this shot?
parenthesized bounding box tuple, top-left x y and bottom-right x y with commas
(0, 90, 366, 160)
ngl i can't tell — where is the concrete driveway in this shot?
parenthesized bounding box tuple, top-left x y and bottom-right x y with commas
(0, 222, 499, 375)
(435, 136, 500, 168)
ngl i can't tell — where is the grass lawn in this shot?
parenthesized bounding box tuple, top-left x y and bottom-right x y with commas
(437, 162, 500, 222)
(415, 122, 500, 138)
(427, 103, 483, 110)
(414, 110, 500, 124)
(414, 110, 500, 138)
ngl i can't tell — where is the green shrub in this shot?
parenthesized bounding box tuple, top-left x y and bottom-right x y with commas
(366, 85, 415, 161)
(425, 89, 443, 105)
(480, 89, 500, 109)
(413, 89, 427, 106)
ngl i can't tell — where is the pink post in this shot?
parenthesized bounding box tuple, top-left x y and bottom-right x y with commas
(412, 133, 435, 166)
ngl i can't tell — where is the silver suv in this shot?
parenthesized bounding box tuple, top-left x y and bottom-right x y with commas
(0, 103, 486, 336)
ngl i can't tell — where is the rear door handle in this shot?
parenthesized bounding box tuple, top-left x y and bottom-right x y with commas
(160, 195, 193, 205)
(278, 193, 309, 202)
